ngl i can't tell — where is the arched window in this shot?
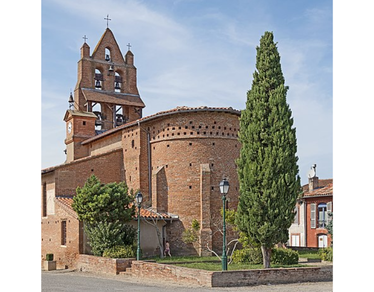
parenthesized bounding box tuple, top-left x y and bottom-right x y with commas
(114, 72, 122, 93)
(94, 69, 103, 90)
(105, 48, 111, 62)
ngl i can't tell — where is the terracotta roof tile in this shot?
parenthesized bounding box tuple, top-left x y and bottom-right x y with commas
(303, 182, 333, 197)
(301, 179, 332, 193)
(54, 196, 175, 220)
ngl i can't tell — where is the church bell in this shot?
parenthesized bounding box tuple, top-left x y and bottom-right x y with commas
(95, 80, 102, 88)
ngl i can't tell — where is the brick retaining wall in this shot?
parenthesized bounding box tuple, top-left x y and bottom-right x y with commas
(76, 254, 134, 275)
(131, 261, 213, 286)
(211, 266, 332, 287)
(130, 261, 332, 287)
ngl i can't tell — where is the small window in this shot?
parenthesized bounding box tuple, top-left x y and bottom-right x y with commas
(42, 183, 47, 217)
(318, 203, 327, 228)
(131, 140, 135, 148)
(61, 221, 67, 246)
(83, 121, 86, 126)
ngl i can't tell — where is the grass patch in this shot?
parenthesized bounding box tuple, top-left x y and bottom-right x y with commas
(153, 256, 219, 263)
(147, 255, 308, 271)
(297, 250, 321, 260)
(175, 262, 308, 271)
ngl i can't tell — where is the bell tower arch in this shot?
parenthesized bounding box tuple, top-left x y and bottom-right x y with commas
(71, 28, 145, 132)
(63, 27, 146, 162)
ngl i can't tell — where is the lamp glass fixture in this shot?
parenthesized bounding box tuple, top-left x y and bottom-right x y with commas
(219, 179, 230, 195)
(136, 192, 143, 205)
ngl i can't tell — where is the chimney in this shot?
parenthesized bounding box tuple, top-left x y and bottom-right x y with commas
(308, 176, 319, 192)
(308, 164, 319, 192)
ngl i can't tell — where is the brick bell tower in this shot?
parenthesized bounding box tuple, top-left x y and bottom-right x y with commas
(64, 27, 145, 163)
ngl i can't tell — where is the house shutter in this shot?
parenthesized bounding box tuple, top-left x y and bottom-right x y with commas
(327, 202, 332, 225)
(310, 203, 316, 229)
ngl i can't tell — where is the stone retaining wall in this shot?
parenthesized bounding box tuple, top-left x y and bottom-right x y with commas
(130, 261, 332, 287)
(76, 254, 134, 275)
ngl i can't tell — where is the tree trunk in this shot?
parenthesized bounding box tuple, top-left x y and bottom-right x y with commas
(261, 246, 271, 269)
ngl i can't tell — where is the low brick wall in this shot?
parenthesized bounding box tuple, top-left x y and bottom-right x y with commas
(131, 261, 213, 286)
(130, 261, 332, 287)
(76, 254, 134, 275)
(211, 266, 332, 287)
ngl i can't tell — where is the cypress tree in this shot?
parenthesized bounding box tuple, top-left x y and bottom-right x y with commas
(235, 31, 301, 268)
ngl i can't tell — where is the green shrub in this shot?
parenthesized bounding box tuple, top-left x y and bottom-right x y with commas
(85, 221, 124, 256)
(232, 248, 263, 264)
(46, 253, 54, 261)
(318, 247, 333, 261)
(120, 224, 137, 246)
(271, 248, 299, 265)
(103, 245, 136, 258)
(232, 247, 299, 266)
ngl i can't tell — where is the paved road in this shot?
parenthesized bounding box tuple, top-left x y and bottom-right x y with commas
(42, 270, 333, 292)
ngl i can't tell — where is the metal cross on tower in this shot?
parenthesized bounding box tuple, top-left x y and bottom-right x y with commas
(82, 35, 88, 43)
(127, 43, 132, 51)
(104, 14, 111, 28)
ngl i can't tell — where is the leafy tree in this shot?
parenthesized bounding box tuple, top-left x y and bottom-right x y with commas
(235, 31, 301, 268)
(72, 175, 135, 225)
(182, 211, 240, 261)
(72, 175, 136, 256)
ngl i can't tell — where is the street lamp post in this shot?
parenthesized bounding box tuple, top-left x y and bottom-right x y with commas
(136, 191, 143, 261)
(219, 178, 230, 271)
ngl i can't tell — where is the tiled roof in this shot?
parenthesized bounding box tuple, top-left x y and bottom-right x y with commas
(81, 88, 145, 107)
(301, 179, 332, 193)
(54, 196, 175, 220)
(82, 105, 240, 145)
(55, 196, 79, 219)
(303, 182, 333, 197)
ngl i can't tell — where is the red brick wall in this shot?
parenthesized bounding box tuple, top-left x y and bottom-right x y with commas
(142, 111, 240, 254)
(130, 261, 332, 287)
(76, 254, 134, 275)
(305, 196, 333, 247)
(41, 204, 82, 270)
(52, 149, 124, 196)
(42, 109, 241, 260)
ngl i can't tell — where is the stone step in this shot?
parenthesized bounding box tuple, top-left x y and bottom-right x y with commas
(118, 268, 132, 276)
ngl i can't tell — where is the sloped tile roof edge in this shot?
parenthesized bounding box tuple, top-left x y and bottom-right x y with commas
(302, 182, 333, 198)
(54, 196, 178, 220)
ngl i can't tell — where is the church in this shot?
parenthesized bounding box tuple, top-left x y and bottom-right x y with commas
(41, 27, 241, 269)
